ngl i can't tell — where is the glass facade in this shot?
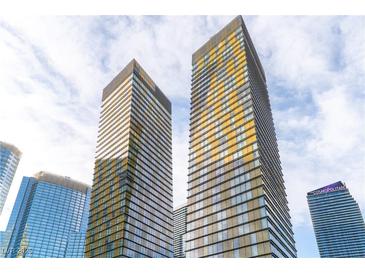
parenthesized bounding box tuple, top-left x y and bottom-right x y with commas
(173, 204, 187, 257)
(0, 172, 90, 258)
(185, 16, 296, 258)
(0, 141, 21, 215)
(307, 181, 365, 258)
(85, 59, 174, 258)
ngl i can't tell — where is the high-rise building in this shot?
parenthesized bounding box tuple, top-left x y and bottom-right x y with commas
(185, 16, 296, 258)
(0, 141, 21, 215)
(307, 181, 365, 258)
(0, 171, 90, 258)
(173, 203, 187, 258)
(84, 59, 173, 258)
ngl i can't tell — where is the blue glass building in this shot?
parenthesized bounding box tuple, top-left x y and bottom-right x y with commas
(0, 141, 21, 215)
(0, 171, 90, 258)
(307, 181, 365, 258)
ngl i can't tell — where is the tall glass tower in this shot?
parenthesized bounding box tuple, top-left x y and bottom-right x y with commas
(185, 16, 296, 257)
(307, 181, 365, 258)
(173, 204, 187, 258)
(0, 141, 21, 215)
(0, 171, 90, 258)
(84, 59, 173, 258)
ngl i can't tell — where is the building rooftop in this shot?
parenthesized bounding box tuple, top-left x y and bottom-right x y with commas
(0, 141, 22, 158)
(102, 58, 171, 114)
(33, 171, 90, 194)
(192, 16, 243, 63)
(192, 15, 266, 83)
(307, 181, 347, 196)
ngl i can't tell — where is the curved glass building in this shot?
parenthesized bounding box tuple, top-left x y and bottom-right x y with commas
(0, 171, 90, 258)
(307, 181, 365, 258)
(0, 141, 21, 215)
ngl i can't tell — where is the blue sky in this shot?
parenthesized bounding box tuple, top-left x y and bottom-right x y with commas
(0, 16, 364, 258)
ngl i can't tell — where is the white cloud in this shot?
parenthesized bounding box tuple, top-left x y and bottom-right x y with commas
(0, 16, 234, 229)
(0, 16, 364, 237)
(246, 16, 365, 225)
(0, 17, 103, 229)
(172, 113, 190, 208)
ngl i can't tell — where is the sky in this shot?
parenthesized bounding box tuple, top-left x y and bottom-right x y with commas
(0, 15, 364, 258)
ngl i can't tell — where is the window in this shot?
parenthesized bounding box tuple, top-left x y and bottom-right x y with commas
(222, 230, 228, 240)
(251, 244, 258, 256)
(260, 207, 266, 217)
(233, 238, 239, 249)
(261, 218, 267, 229)
(259, 197, 265, 207)
(244, 224, 250, 234)
(243, 213, 248, 223)
(189, 152, 196, 161)
(218, 232, 223, 241)
(250, 233, 257, 244)
(217, 242, 223, 253)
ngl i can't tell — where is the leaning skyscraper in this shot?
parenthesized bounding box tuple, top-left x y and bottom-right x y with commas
(185, 16, 296, 257)
(84, 59, 174, 258)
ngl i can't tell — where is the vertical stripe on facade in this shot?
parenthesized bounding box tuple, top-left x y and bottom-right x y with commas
(185, 16, 296, 258)
(85, 59, 174, 258)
